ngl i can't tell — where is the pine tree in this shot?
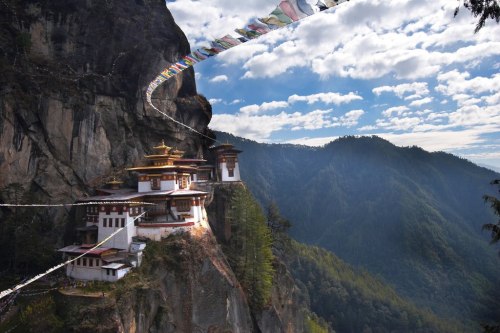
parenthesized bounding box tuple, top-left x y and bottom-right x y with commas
(455, 0, 500, 33)
(483, 179, 500, 254)
(226, 187, 274, 309)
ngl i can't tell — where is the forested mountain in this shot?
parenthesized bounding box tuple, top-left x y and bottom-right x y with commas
(214, 131, 500, 327)
(285, 241, 467, 333)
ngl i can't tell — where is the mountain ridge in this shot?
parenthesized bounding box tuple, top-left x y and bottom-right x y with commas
(214, 130, 500, 326)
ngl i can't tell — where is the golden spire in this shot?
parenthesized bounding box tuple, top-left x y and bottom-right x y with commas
(152, 140, 172, 155)
(107, 176, 123, 189)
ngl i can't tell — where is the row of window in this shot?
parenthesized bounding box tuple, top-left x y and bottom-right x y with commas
(175, 199, 191, 212)
(86, 215, 98, 223)
(150, 177, 190, 190)
(69, 257, 117, 276)
(70, 257, 101, 267)
(103, 218, 126, 228)
(86, 206, 99, 213)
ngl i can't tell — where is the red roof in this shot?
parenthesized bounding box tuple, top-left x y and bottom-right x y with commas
(58, 245, 115, 257)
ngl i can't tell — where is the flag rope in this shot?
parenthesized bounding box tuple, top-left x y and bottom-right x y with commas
(146, 0, 349, 138)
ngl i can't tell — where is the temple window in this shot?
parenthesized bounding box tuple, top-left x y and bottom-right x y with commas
(226, 157, 235, 169)
(175, 199, 191, 212)
(151, 177, 161, 190)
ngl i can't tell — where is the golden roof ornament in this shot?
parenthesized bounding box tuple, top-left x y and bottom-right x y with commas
(107, 176, 124, 189)
(152, 139, 173, 155)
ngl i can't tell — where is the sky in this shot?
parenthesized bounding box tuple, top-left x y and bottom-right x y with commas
(166, 0, 500, 170)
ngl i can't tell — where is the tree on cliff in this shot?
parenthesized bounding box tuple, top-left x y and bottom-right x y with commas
(455, 0, 500, 32)
(266, 201, 291, 253)
(481, 179, 500, 333)
(0, 183, 57, 274)
(483, 180, 500, 254)
(226, 187, 274, 309)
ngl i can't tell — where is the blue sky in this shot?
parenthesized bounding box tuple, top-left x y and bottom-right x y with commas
(166, 0, 500, 169)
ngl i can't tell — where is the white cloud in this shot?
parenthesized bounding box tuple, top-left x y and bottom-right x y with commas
(170, 0, 500, 82)
(409, 97, 433, 107)
(415, 109, 432, 116)
(239, 105, 259, 114)
(239, 100, 289, 115)
(338, 109, 365, 127)
(216, 43, 270, 65)
(211, 108, 364, 140)
(483, 92, 500, 105)
(167, 0, 275, 44)
(242, 39, 307, 79)
(288, 91, 362, 105)
(209, 98, 223, 105)
(377, 125, 500, 151)
(284, 136, 339, 146)
(460, 151, 500, 160)
(219, 0, 500, 81)
(373, 82, 429, 98)
(229, 99, 243, 105)
(358, 125, 378, 131)
(237, 91, 362, 115)
(436, 70, 500, 96)
(404, 94, 423, 101)
(426, 112, 448, 121)
(209, 75, 229, 83)
(282, 126, 500, 152)
(376, 116, 422, 131)
(448, 104, 500, 127)
(211, 109, 332, 140)
(382, 106, 409, 117)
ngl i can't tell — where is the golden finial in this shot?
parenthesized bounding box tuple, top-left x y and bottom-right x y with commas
(153, 139, 171, 152)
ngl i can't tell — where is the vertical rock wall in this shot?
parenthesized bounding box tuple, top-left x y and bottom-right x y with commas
(0, 0, 212, 204)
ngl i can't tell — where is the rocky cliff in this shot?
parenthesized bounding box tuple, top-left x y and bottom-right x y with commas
(53, 232, 308, 333)
(0, 0, 212, 203)
(0, 2, 315, 332)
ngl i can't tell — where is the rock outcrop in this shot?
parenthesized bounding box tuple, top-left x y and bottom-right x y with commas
(57, 233, 254, 333)
(0, 0, 212, 203)
(55, 232, 309, 333)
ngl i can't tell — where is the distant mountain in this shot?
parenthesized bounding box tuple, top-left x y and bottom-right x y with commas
(215, 131, 500, 327)
(286, 241, 468, 333)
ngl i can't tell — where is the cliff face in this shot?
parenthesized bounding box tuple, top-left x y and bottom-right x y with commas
(56, 233, 307, 333)
(0, 0, 212, 202)
(0, 3, 311, 332)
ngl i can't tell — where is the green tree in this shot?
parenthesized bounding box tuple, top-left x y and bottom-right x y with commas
(266, 201, 291, 253)
(0, 183, 57, 274)
(19, 295, 64, 333)
(226, 187, 274, 309)
(483, 179, 500, 254)
(454, 0, 500, 33)
(481, 179, 500, 333)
